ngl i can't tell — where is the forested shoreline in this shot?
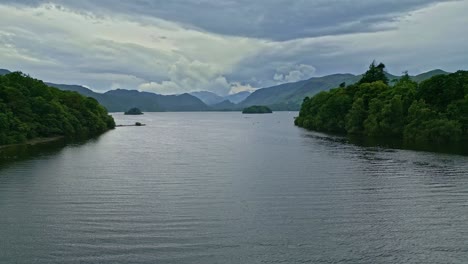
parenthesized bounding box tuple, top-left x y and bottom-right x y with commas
(295, 62, 468, 144)
(0, 72, 115, 146)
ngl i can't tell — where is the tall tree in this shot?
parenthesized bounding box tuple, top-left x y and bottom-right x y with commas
(358, 61, 389, 85)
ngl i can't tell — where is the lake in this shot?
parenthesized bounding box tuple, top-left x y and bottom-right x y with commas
(1, 112, 467, 263)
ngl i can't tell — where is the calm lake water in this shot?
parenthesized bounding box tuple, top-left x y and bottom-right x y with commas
(1, 112, 468, 263)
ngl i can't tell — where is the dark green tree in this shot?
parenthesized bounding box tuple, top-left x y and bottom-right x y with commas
(295, 65, 468, 147)
(0, 72, 115, 146)
(358, 61, 389, 85)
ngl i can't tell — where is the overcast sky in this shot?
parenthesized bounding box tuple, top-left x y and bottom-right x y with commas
(0, 0, 467, 95)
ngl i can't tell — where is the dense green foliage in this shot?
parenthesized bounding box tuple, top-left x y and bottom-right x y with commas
(295, 64, 468, 144)
(124, 107, 143, 115)
(242, 105, 273, 114)
(0, 72, 115, 145)
(358, 61, 389, 85)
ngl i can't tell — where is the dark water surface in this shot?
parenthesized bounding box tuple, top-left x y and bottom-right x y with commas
(1, 112, 467, 263)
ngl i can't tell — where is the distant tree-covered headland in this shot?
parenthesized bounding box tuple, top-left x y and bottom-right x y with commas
(295, 62, 468, 144)
(124, 107, 143, 115)
(0, 72, 115, 146)
(242, 105, 273, 114)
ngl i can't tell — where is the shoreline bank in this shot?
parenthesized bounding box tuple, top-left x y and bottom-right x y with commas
(0, 136, 65, 150)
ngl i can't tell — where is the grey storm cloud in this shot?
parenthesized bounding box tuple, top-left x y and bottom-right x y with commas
(0, 0, 467, 95)
(0, 0, 457, 40)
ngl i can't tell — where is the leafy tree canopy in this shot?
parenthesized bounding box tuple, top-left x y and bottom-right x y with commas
(358, 61, 389, 85)
(295, 62, 468, 144)
(0, 72, 115, 145)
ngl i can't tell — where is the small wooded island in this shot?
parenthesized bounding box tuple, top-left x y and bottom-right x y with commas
(295, 62, 468, 144)
(124, 107, 143, 115)
(242, 105, 273, 114)
(0, 72, 115, 146)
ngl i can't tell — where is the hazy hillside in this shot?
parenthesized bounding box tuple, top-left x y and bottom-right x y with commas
(385, 70, 449, 83)
(411, 69, 449, 83)
(190, 91, 225, 105)
(210, 100, 238, 111)
(48, 83, 209, 112)
(46, 83, 100, 98)
(225, 91, 251, 104)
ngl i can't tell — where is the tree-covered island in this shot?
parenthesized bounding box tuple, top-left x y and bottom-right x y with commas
(242, 105, 273, 114)
(295, 62, 468, 144)
(0, 72, 115, 146)
(124, 107, 143, 115)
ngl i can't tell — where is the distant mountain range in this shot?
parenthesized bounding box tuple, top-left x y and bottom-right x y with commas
(46, 83, 209, 112)
(190, 91, 251, 105)
(0, 68, 449, 112)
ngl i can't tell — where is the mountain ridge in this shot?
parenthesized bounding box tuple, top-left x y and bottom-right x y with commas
(47, 84, 209, 112)
(1, 68, 450, 112)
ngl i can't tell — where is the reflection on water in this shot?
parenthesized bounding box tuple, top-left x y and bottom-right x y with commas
(0, 133, 112, 169)
(349, 134, 468, 156)
(0, 139, 67, 168)
(1, 112, 467, 264)
(303, 130, 468, 156)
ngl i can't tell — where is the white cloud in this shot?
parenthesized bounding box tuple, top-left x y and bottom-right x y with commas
(0, 3, 266, 93)
(228, 83, 256, 95)
(273, 64, 317, 83)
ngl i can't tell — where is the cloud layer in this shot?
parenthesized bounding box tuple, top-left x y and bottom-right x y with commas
(0, 0, 467, 95)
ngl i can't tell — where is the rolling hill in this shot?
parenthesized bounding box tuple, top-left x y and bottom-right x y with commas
(409, 69, 449, 83)
(210, 100, 238, 111)
(47, 83, 209, 112)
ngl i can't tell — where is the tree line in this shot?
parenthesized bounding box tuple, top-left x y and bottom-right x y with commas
(0, 72, 115, 145)
(295, 62, 468, 144)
